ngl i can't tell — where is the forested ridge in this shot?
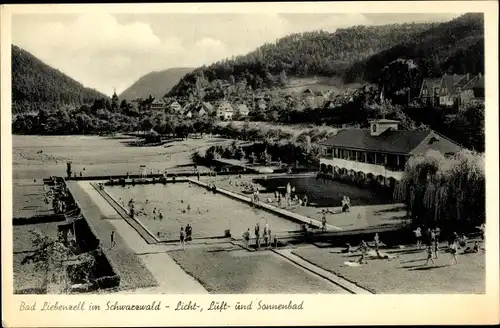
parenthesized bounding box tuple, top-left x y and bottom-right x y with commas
(12, 45, 108, 114)
(168, 14, 483, 101)
(168, 22, 437, 98)
(345, 13, 484, 83)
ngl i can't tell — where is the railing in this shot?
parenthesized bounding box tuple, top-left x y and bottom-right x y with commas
(319, 157, 403, 180)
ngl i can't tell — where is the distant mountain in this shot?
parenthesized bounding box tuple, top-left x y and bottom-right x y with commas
(119, 68, 194, 101)
(344, 13, 484, 83)
(11, 45, 108, 114)
(168, 22, 438, 98)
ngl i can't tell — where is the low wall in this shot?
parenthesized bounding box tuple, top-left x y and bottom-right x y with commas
(13, 214, 65, 225)
(61, 179, 125, 290)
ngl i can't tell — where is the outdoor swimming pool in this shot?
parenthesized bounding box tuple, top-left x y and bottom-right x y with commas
(106, 182, 300, 241)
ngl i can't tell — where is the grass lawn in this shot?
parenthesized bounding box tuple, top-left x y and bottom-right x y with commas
(168, 245, 344, 293)
(13, 222, 61, 253)
(13, 180, 53, 218)
(106, 182, 300, 241)
(13, 135, 231, 180)
(203, 174, 406, 231)
(292, 242, 485, 294)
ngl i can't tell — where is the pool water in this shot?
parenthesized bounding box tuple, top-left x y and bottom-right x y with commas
(253, 176, 393, 207)
(106, 182, 300, 241)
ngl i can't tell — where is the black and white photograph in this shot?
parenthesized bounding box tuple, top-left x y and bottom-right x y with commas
(1, 2, 498, 326)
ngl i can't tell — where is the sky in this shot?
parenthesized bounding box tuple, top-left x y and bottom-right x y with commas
(12, 13, 461, 96)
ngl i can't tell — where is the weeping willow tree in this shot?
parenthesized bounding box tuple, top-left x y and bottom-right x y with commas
(394, 149, 485, 230)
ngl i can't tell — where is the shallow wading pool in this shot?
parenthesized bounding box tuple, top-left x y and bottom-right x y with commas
(106, 182, 300, 241)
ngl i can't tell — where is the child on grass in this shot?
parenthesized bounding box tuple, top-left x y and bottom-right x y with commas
(425, 244, 435, 265)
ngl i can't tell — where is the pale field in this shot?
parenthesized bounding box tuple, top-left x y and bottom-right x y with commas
(12, 135, 233, 180)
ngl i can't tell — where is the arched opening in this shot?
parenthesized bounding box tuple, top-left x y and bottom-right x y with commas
(320, 163, 327, 173)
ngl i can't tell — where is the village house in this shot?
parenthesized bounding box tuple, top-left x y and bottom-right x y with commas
(216, 101, 234, 121)
(437, 73, 475, 107)
(233, 103, 250, 117)
(317, 119, 462, 185)
(150, 99, 165, 110)
(418, 78, 442, 107)
(166, 100, 182, 113)
(459, 73, 484, 108)
(184, 110, 193, 119)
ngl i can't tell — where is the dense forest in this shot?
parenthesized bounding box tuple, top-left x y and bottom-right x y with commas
(168, 13, 483, 102)
(168, 22, 437, 98)
(11, 45, 108, 114)
(344, 13, 484, 95)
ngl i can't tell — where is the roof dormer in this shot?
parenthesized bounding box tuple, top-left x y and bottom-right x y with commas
(370, 119, 399, 136)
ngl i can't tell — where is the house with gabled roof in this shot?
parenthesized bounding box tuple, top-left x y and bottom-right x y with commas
(216, 101, 234, 120)
(437, 73, 474, 107)
(317, 119, 462, 184)
(459, 73, 484, 108)
(418, 78, 442, 107)
(150, 99, 166, 110)
(233, 103, 250, 117)
(166, 100, 182, 113)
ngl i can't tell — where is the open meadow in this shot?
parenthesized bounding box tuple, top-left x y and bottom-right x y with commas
(292, 243, 485, 294)
(13, 135, 233, 180)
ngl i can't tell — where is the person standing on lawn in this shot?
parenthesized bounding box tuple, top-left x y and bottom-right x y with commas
(356, 240, 369, 264)
(433, 239, 439, 259)
(110, 230, 116, 249)
(180, 226, 185, 248)
(243, 228, 250, 248)
(254, 223, 260, 249)
(449, 241, 458, 265)
(186, 224, 192, 242)
(263, 227, 269, 247)
(321, 214, 327, 232)
(435, 226, 441, 242)
(374, 233, 380, 252)
(414, 227, 422, 249)
(425, 244, 435, 265)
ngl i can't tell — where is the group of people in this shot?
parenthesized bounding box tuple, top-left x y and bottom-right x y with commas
(342, 233, 392, 264)
(179, 223, 193, 246)
(413, 225, 483, 266)
(242, 221, 277, 249)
